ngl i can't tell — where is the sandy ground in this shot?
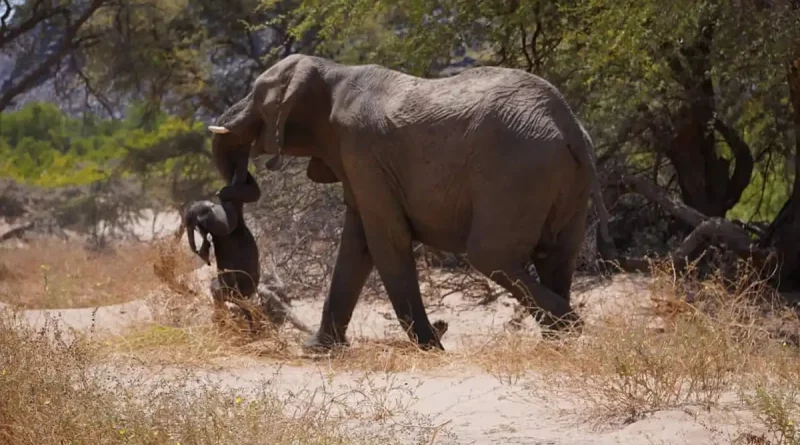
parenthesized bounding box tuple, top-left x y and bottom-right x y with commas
(1, 270, 762, 445)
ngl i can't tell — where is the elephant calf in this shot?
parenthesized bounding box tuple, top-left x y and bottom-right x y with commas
(183, 192, 312, 334)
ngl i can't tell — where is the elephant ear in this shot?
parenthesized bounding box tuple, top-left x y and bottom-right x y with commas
(306, 157, 339, 184)
(208, 56, 325, 167)
(266, 57, 323, 155)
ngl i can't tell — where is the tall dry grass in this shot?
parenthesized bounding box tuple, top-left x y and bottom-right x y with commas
(139, 246, 800, 443)
(4, 161, 800, 443)
(0, 238, 193, 309)
(507, 259, 800, 442)
(136, 240, 800, 436)
(0, 307, 444, 445)
(5, 225, 800, 445)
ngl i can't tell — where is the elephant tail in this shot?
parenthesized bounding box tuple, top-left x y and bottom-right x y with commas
(567, 122, 616, 259)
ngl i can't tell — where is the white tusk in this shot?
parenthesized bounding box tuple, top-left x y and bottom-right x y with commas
(208, 125, 230, 134)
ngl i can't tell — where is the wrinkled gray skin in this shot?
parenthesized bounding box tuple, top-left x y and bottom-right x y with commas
(183, 195, 314, 334)
(208, 54, 613, 352)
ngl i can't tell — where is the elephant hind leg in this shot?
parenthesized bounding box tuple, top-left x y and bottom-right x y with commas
(532, 205, 589, 305)
(466, 243, 580, 333)
(465, 195, 581, 332)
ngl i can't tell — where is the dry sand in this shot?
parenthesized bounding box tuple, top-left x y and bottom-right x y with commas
(1, 271, 761, 444)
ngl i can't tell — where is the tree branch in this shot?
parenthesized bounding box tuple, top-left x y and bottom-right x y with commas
(0, 0, 65, 49)
(713, 118, 755, 209)
(0, 0, 107, 112)
(623, 174, 705, 227)
(607, 172, 772, 273)
(670, 218, 758, 267)
(71, 54, 116, 118)
(519, 24, 533, 73)
(1, 0, 12, 31)
(0, 221, 34, 242)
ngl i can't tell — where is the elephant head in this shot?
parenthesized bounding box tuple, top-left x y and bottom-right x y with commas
(184, 200, 232, 265)
(207, 55, 340, 185)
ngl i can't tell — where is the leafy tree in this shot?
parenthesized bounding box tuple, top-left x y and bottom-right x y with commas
(3, 0, 800, 288)
(0, 0, 111, 112)
(285, 0, 800, 287)
(0, 101, 218, 199)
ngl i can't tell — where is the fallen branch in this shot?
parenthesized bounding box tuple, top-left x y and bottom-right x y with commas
(255, 283, 314, 334)
(0, 221, 35, 242)
(623, 174, 705, 227)
(602, 172, 775, 273)
(670, 217, 762, 266)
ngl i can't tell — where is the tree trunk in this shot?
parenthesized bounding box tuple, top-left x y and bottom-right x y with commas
(658, 15, 754, 219)
(764, 58, 800, 291)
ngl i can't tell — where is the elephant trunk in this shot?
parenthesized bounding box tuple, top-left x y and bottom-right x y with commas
(185, 221, 211, 266)
(187, 220, 199, 255)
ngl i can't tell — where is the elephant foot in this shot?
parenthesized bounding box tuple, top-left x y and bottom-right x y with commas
(301, 331, 349, 354)
(411, 323, 446, 351)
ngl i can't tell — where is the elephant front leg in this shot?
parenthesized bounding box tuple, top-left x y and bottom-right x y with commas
(361, 218, 443, 351)
(303, 206, 374, 352)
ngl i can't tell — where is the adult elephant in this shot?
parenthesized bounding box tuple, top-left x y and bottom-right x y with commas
(207, 54, 613, 351)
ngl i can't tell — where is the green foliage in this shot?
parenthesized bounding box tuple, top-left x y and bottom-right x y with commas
(743, 382, 800, 445)
(3, 0, 799, 236)
(0, 102, 214, 196)
(729, 160, 793, 223)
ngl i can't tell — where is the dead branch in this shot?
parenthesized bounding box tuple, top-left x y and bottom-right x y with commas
(0, 0, 108, 112)
(0, 221, 34, 242)
(603, 172, 775, 274)
(623, 174, 705, 227)
(255, 283, 313, 334)
(670, 218, 765, 269)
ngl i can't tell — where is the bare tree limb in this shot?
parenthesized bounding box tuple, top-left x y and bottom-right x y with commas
(0, 221, 34, 242)
(0, 0, 107, 112)
(670, 217, 760, 268)
(1, 0, 13, 32)
(0, 0, 66, 49)
(604, 172, 774, 274)
(713, 118, 755, 210)
(623, 174, 706, 227)
(519, 24, 533, 73)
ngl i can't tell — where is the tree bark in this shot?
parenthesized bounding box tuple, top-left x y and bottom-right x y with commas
(763, 57, 800, 290)
(656, 14, 754, 218)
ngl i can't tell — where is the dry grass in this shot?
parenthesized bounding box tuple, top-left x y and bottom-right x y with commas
(5, 230, 800, 442)
(0, 307, 443, 445)
(0, 238, 195, 309)
(513, 260, 800, 440)
(119, 246, 800, 443)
